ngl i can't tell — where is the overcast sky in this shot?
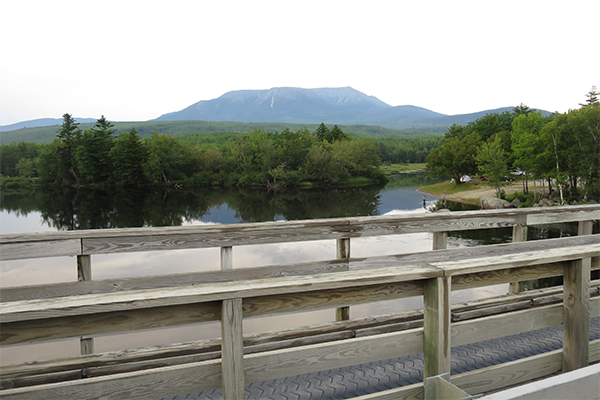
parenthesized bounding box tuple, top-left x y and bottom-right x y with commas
(1, 0, 598, 126)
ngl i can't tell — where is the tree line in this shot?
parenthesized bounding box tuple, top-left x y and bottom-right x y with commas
(1, 119, 442, 188)
(2, 119, 393, 188)
(426, 87, 600, 203)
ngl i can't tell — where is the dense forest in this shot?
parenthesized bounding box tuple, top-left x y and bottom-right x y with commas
(0, 119, 440, 189)
(426, 87, 600, 203)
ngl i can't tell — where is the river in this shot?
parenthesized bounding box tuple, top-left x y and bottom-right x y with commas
(0, 174, 578, 365)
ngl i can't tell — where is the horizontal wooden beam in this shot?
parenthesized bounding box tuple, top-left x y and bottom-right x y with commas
(0, 239, 81, 261)
(451, 303, 563, 347)
(3, 235, 597, 303)
(0, 265, 439, 324)
(431, 243, 600, 277)
(2, 205, 597, 259)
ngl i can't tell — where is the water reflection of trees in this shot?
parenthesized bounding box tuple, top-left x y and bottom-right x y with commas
(0, 184, 385, 230)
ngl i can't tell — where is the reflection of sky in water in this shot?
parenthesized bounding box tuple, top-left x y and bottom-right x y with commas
(1, 199, 514, 366)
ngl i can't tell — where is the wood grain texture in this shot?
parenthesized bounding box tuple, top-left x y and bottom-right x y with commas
(221, 298, 244, 400)
(243, 328, 423, 384)
(423, 276, 451, 379)
(1, 302, 221, 346)
(451, 303, 563, 347)
(4, 235, 597, 304)
(431, 243, 600, 277)
(0, 239, 81, 261)
(1, 265, 439, 323)
(452, 349, 563, 395)
(2, 205, 596, 258)
(563, 258, 591, 372)
(432, 231, 447, 250)
(0, 358, 223, 400)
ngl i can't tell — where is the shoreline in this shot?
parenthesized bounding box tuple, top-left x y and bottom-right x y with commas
(418, 179, 531, 206)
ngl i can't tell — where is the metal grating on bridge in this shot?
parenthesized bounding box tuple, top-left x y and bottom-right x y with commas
(161, 316, 600, 400)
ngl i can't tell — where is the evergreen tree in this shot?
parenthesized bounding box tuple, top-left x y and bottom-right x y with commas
(329, 125, 349, 142)
(512, 103, 533, 116)
(315, 122, 330, 142)
(580, 86, 599, 107)
(75, 116, 115, 184)
(110, 128, 147, 185)
(56, 113, 81, 185)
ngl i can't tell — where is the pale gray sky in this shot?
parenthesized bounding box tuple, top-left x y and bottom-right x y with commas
(1, 0, 598, 126)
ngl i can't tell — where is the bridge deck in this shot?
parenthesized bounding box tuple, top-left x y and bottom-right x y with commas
(163, 317, 600, 400)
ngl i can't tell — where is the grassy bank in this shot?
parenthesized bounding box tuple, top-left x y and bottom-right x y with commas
(380, 163, 426, 175)
(419, 180, 478, 198)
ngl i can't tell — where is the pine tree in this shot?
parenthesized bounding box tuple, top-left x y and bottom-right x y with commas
(110, 128, 147, 185)
(56, 113, 81, 185)
(580, 86, 599, 107)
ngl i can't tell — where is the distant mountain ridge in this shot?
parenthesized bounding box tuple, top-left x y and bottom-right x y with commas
(0, 118, 96, 132)
(155, 87, 549, 129)
(155, 86, 400, 125)
(1, 87, 552, 135)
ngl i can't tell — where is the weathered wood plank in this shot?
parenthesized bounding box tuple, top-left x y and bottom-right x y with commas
(509, 225, 528, 294)
(350, 382, 423, 400)
(563, 258, 591, 372)
(3, 206, 596, 258)
(451, 303, 563, 347)
(4, 294, 597, 386)
(452, 348, 563, 395)
(432, 243, 600, 277)
(423, 276, 451, 379)
(353, 338, 600, 400)
(220, 246, 233, 270)
(242, 280, 424, 318)
(432, 231, 447, 250)
(76, 255, 91, 281)
(0, 265, 440, 323)
(2, 235, 597, 303)
(0, 239, 81, 261)
(526, 205, 600, 225)
(1, 280, 424, 346)
(0, 302, 221, 346)
(336, 238, 351, 321)
(451, 262, 566, 291)
(243, 328, 423, 384)
(0, 359, 223, 400)
(0, 260, 351, 302)
(221, 298, 244, 400)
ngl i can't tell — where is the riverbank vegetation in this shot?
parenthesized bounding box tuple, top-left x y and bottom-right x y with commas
(426, 87, 600, 204)
(1, 118, 442, 189)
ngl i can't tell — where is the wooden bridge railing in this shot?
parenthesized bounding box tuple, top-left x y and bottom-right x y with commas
(0, 205, 599, 399)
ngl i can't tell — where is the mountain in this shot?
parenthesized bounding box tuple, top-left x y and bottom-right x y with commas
(155, 86, 445, 127)
(0, 117, 96, 132)
(155, 87, 554, 130)
(1, 87, 553, 142)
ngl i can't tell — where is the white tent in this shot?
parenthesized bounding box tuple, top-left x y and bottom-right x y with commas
(460, 175, 472, 183)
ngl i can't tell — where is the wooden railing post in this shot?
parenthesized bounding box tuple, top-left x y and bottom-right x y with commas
(221, 246, 233, 270)
(221, 298, 244, 399)
(562, 220, 593, 372)
(423, 275, 451, 379)
(509, 225, 528, 294)
(336, 238, 351, 321)
(77, 254, 94, 355)
(77, 254, 92, 282)
(432, 232, 447, 250)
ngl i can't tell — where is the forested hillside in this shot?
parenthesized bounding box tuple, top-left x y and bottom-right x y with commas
(0, 119, 439, 145)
